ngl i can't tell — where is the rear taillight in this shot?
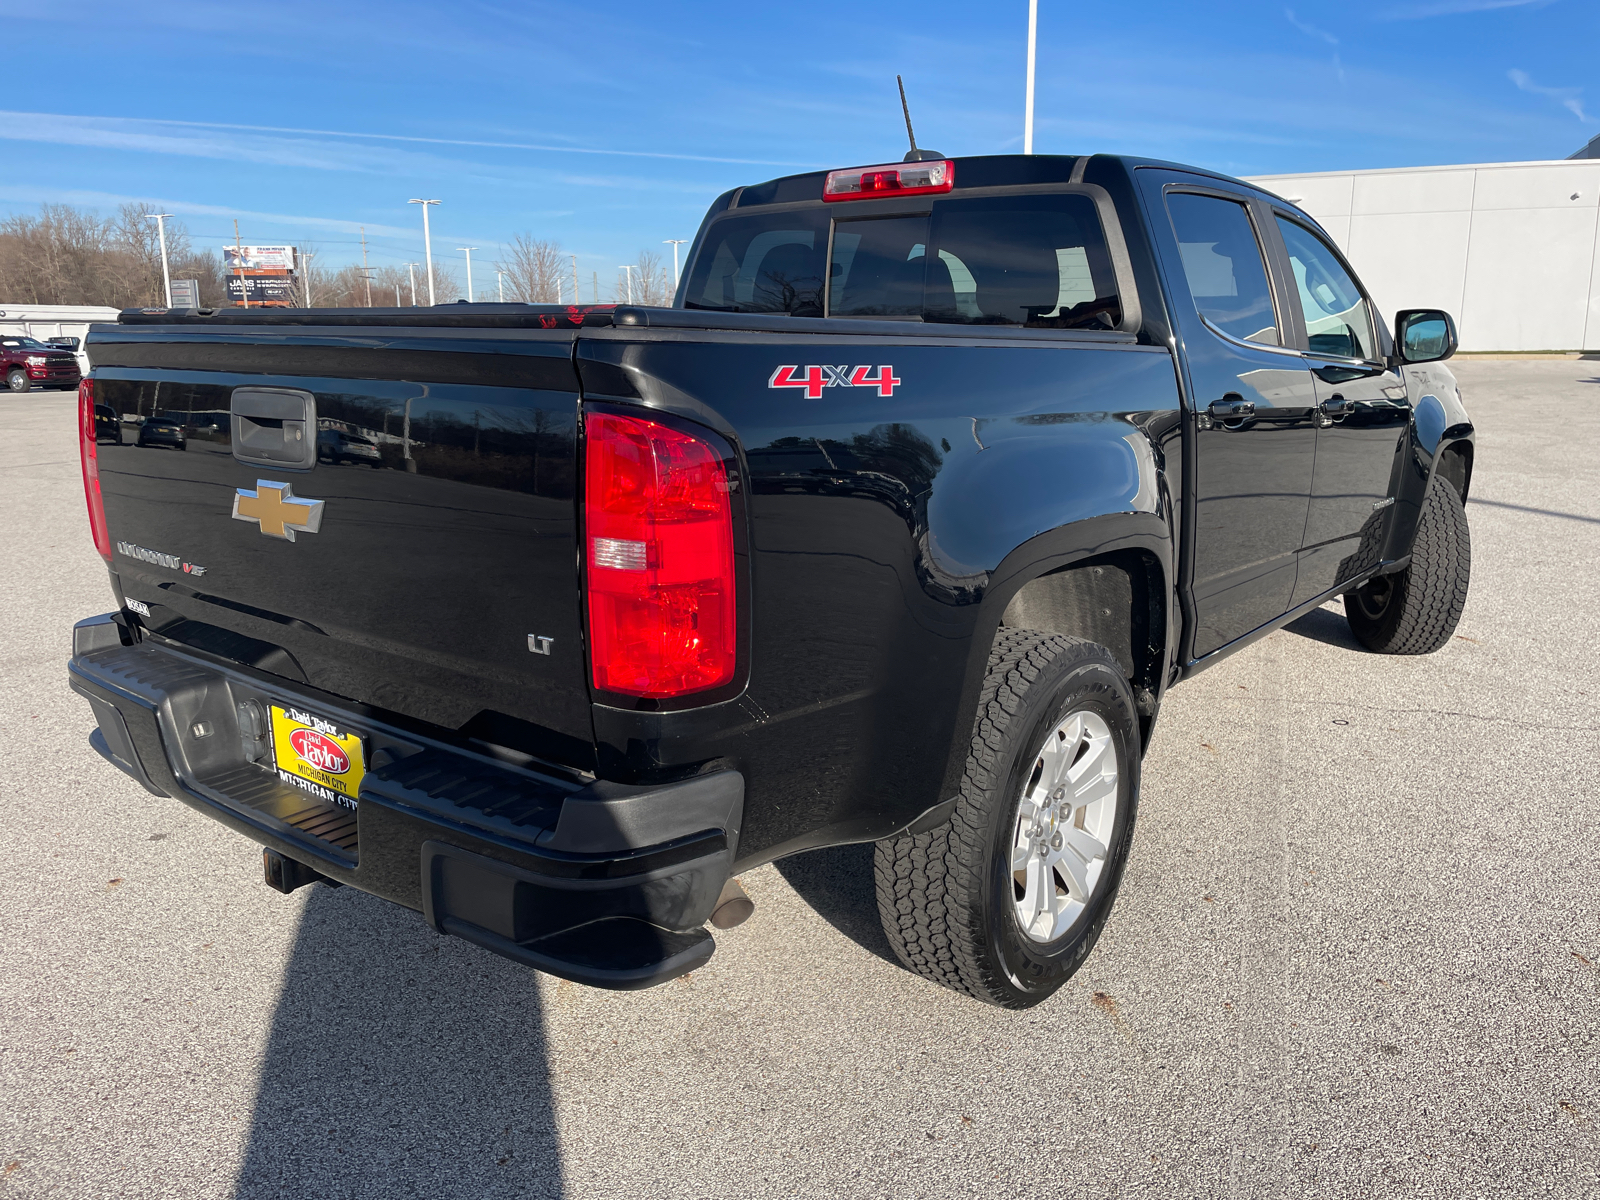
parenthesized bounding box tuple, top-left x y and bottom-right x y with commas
(823, 158, 953, 202)
(584, 411, 736, 699)
(78, 380, 112, 562)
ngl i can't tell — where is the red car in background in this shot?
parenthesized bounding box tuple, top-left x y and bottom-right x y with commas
(2, 334, 81, 392)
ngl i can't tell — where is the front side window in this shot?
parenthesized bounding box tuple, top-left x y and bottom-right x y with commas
(1274, 217, 1376, 361)
(1165, 192, 1278, 346)
(682, 211, 828, 316)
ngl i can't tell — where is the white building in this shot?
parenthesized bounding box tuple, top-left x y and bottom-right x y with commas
(1247, 158, 1600, 352)
(0, 304, 122, 373)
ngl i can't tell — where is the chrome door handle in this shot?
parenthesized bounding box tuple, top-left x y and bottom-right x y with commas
(1321, 393, 1351, 415)
(1208, 397, 1255, 419)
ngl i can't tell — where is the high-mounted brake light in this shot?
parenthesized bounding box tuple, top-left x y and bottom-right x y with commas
(77, 380, 112, 562)
(584, 411, 737, 700)
(823, 159, 954, 202)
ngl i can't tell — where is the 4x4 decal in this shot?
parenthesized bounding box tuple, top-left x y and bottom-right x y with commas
(768, 364, 901, 399)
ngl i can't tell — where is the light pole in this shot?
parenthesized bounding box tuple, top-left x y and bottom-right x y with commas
(407, 199, 440, 305)
(457, 247, 479, 302)
(618, 265, 634, 304)
(664, 239, 688, 289)
(147, 213, 174, 307)
(405, 262, 419, 306)
(1024, 0, 1038, 154)
(571, 254, 579, 306)
(496, 270, 505, 303)
(301, 252, 316, 307)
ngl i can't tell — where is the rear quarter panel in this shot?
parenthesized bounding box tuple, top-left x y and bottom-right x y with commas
(578, 330, 1182, 864)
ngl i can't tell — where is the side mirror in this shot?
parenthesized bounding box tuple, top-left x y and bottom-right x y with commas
(1394, 309, 1457, 365)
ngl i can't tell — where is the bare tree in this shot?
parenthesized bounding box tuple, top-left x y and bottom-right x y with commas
(630, 249, 672, 306)
(0, 202, 223, 307)
(498, 234, 564, 303)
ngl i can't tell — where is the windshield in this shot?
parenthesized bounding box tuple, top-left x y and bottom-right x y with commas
(1, 337, 50, 350)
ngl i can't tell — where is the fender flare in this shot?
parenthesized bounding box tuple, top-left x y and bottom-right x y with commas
(932, 510, 1176, 803)
(1383, 386, 1475, 565)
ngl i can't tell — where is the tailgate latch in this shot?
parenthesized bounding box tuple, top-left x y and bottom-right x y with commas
(230, 386, 317, 471)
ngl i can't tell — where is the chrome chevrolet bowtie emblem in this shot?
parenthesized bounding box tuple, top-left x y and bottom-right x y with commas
(231, 480, 325, 541)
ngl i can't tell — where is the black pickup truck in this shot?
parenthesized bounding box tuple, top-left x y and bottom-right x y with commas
(69, 152, 1472, 1008)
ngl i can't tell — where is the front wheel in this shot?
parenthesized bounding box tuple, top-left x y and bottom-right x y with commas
(875, 630, 1140, 1008)
(6, 369, 28, 393)
(1345, 482, 1470, 654)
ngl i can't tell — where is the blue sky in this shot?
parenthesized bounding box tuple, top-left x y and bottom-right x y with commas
(2, 0, 1594, 296)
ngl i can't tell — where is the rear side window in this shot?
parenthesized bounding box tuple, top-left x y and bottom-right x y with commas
(683, 211, 829, 316)
(1165, 192, 1278, 346)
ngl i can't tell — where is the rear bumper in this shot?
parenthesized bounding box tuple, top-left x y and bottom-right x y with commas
(67, 613, 740, 989)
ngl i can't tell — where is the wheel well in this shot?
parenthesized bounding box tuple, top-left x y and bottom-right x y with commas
(998, 550, 1165, 714)
(1435, 441, 1473, 502)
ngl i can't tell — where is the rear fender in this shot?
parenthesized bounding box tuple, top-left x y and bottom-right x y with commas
(933, 504, 1176, 804)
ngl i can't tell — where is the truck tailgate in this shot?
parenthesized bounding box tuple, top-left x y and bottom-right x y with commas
(88, 325, 592, 765)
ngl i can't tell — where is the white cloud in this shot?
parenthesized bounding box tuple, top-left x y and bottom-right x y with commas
(1381, 0, 1549, 19)
(0, 110, 812, 171)
(1284, 8, 1339, 44)
(1509, 68, 1595, 123)
(0, 184, 415, 237)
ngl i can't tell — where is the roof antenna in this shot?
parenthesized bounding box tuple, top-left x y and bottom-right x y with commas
(897, 75, 943, 162)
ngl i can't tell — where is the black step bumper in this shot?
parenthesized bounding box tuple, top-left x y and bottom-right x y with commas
(68, 613, 740, 989)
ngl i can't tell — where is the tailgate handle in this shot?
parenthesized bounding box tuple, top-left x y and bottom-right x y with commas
(231, 387, 317, 470)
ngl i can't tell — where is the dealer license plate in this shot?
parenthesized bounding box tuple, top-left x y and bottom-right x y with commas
(270, 704, 365, 810)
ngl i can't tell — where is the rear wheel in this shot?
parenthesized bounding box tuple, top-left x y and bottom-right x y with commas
(874, 630, 1140, 1008)
(1345, 481, 1470, 654)
(6, 368, 28, 393)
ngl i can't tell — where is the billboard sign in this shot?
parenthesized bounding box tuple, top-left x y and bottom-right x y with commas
(170, 279, 202, 308)
(226, 275, 299, 305)
(224, 245, 297, 271)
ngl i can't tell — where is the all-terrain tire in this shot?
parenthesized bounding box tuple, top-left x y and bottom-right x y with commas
(873, 630, 1140, 1008)
(1345, 482, 1470, 654)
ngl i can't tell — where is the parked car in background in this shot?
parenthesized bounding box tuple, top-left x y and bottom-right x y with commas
(0, 304, 122, 374)
(92, 402, 122, 444)
(2, 334, 82, 392)
(317, 427, 383, 467)
(135, 415, 186, 450)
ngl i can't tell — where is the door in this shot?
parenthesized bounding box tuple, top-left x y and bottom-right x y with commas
(1269, 214, 1412, 606)
(1149, 180, 1320, 659)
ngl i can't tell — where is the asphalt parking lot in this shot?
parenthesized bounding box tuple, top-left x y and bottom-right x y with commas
(1, 360, 1596, 1199)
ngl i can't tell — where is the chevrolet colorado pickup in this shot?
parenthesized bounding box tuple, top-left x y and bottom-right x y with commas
(69, 152, 1472, 1008)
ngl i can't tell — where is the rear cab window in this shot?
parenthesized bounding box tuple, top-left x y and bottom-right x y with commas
(683, 213, 828, 316)
(683, 192, 1125, 330)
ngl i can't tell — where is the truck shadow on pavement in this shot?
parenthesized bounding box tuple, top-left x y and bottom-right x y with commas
(771, 842, 904, 969)
(232, 885, 564, 1200)
(1282, 605, 1365, 651)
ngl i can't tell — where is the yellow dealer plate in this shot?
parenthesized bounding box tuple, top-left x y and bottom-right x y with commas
(270, 704, 365, 810)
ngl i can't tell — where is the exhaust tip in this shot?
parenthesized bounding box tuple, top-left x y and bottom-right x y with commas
(709, 876, 754, 930)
